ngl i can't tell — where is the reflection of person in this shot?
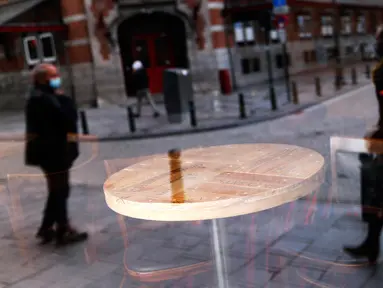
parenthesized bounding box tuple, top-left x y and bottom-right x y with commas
(131, 60, 160, 118)
(25, 63, 88, 246)
(343, 26, 383, 264)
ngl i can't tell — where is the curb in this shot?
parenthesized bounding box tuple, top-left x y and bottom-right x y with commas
(96, 103, 313, 142)
(95, 84, 371, 142)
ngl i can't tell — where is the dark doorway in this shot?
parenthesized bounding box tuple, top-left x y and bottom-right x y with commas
(118, 12, 188, 96)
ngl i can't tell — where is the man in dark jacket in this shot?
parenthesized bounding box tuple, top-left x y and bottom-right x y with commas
(131, 60, 160, 118)
(25, 63, 87, 246)
(343, 26, 383, 264)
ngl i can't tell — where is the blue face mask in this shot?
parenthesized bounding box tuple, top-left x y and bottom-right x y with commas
(49, 77, 61, 89)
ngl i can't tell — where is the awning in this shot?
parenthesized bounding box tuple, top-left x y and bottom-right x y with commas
(0, 0, 47, 25)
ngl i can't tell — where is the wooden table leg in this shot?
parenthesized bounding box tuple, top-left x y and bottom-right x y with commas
(211, 218, 229, 288)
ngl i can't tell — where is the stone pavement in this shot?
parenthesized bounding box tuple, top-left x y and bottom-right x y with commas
(0, 63, 371, 140)
(0, 178, 378, 288)
(0, 71, 381, 287)
(80, 62, 371, 140)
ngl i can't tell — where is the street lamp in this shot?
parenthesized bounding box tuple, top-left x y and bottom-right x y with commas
(333, 0, 344, 89)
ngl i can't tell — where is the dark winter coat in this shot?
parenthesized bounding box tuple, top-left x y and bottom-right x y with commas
(132, 68, 149, 93)
(24, 86, 79, 170)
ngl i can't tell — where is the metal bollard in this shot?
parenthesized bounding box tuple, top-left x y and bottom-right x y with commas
(335, 68, 342, 90)
(238, 93, 247, 119)
(127, 106, 136, 133)
(351, 67, 357, 85)
(291, 81, 299, 104)
(79, 110, 89, 135)
(188, 100, 197, 127)
(315, 77, 321, 97)
(366, 64, 371, 79)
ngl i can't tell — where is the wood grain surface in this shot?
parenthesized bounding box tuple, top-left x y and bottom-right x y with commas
(104, 144, 325, 221)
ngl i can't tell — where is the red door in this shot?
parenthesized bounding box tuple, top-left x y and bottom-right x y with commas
(132, 33, 174, 94)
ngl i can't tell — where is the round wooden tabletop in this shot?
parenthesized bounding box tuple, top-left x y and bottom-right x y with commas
(104, 144, 325, 221)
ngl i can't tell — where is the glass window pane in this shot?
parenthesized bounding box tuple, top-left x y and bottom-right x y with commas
(241, 58, 250, 74)
(234, 22, 244, 42)
(27, 39, 38, 60)
(252, 58, 260, 72)
(297, 15, 305, 28)
(41, 35, 55, 58)
(245, 24, 254, 42)
(270, 30, 278, 40)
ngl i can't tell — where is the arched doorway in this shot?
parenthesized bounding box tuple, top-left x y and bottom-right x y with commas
(118, 12, 188, 96)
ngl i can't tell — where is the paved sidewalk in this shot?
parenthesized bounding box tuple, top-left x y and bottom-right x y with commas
(0, 63, 372, 141)
(82, 63, 373, 140)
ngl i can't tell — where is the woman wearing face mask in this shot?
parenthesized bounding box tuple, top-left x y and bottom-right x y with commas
(25, 63, 88, 246)
(343, 25, 383, 264)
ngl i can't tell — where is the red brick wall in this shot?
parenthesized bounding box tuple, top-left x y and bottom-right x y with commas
(60, 0, 93, 64)
(208, 0, 233, 49)
(0, 1, 63, 72)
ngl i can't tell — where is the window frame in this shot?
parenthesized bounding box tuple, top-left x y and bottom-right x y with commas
(321, 15, 334, 38)
(23, 35, 40, 66)
(340, 14, 352, 36)
(270, 29, 280, 44)
(356, 13, 366, 34)
(233, 21, 256, 47)
(296, 14, 312, 39)
(39, 32, 57, 63)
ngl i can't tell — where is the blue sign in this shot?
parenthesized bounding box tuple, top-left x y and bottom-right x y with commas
(273, 0, 286, 7)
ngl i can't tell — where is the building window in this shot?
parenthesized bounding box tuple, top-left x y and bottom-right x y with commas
(345, 46, 353, 55)
(303, 50, 316, 64)
(23, 33, 56, 66)
(40, 33, 56, 62)
(241, 58, 261, 74)
(326, 47, 336, 60)
(241, 58, 251, 74)
(276, 54, 290, 68)
(23, 36, 40, 66)
(234, 21, 255, 46)
(269, 29, 280, 44)
(341, 14, 352, 35)
(321, 15, 333, 37)
(296, 14, 312, 39)
(356, 13, 366, 34)
(252, 58, 261, 72)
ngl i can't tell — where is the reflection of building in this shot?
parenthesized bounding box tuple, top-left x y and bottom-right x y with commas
(0, 0, 96, 109)
(0, 0, 382, 109)
(223, 0, 383, 88)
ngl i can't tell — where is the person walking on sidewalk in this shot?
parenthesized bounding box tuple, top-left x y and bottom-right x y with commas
(132, 60, 161, 118)
(343, 26, 383, 264)
(25, 63, 88, 246)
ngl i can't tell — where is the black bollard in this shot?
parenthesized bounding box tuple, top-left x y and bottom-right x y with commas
(315, 77, 321, 97)
(79, 110, 89, 135)
(127, 106, 136, 133)
(351, 67, 357, 85)
(366, 64, 371, 79)
(335, 67, 342, 91)
(292, 81, 299, 104)
(188, 100, 197, 127)
(238, 93, 247, 119)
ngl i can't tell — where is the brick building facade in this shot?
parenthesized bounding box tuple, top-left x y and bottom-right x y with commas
(0, 0, 382, 110)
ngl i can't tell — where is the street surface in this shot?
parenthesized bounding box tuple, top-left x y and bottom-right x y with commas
(0, 84, 381, 287)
